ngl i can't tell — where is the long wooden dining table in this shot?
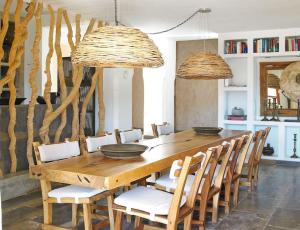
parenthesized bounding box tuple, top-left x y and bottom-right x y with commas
(30, 129, 250, 190)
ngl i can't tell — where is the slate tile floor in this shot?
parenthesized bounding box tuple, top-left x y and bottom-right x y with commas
(3, 161, 300, 230)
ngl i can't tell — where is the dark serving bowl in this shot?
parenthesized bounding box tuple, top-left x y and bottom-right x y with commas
(192, 127, 223, 135)
(0, 97, 26, 105)
(99, 144, 148, 159)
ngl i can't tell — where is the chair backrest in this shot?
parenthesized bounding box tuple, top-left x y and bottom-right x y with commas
(213, 139, 237, 189)
(84, 133, 117, 153)
(152, 122, 173, 137)
(235, 133, 254, 175)
(226, 135, 246, 180)
(32, 141, 81, 165)
(245, 130, 264, 169)
(115, 129, 143, 144)
(255, 127, 271, 162)
(167, 148, 214, 226)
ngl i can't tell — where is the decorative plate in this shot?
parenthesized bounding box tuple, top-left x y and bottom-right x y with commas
(192, 127, 223, 135)
(99, 144, 148, 159)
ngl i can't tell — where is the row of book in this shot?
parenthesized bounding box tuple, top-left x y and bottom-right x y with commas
(224, 40, 248, 54)
(286, 38, 300, 51)
(225, 115, 247, 121)
(253, 38, 279, 53)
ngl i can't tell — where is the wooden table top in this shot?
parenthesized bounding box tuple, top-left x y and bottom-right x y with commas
(30, 129, 249, 189)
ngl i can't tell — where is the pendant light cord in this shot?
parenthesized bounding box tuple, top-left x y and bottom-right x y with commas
(113, 0, 203, 35)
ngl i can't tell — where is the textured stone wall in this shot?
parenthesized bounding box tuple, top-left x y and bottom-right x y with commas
(175, 39, 218, 131)
(0, 104, 73, 174)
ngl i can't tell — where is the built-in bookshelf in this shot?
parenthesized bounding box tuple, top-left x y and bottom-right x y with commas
(218, 28, 300, 162)
(253, 37, 279, 53)
(285, 36, 300, 51)
(224, 39, 248, 54)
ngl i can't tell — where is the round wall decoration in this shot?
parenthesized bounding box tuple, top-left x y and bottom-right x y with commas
(280, 61, 300, 102)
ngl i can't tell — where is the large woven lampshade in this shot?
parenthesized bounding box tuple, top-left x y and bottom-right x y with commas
(72, 26, 164, 68)
(176, 53, 233, 80)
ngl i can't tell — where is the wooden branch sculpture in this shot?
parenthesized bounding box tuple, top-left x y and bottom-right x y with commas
(40, 5, 55, 144)
(7, 0, 36, 173)
(27, 2, 43, 168)
(0, 0, 12, 62)
(54, 9, 67, 143)
(39, 18, 96, 142)
(97, 68, 105, 135)
(79, 68, 100, 135)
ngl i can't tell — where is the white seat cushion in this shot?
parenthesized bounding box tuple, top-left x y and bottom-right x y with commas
(114, 186, 186, 217)
(86, 134, 117, 152)
(156, 163, 221, 194)
(38, 141, 80, 162)
(120, 129, 143, 143)
(157, 123, 173, 136)
(48, 185, 106, 203)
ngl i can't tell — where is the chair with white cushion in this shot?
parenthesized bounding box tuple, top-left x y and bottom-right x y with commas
(113, 146, 215, 230)
(240, 128, 270, 192)
(218, 134, 252, 214)
(152, 122, 173, 138)
(33, 141, 115, 230)
(81, 133, 118, 153)
(155, 143, 229, 229)
(115, 129, 143, 144)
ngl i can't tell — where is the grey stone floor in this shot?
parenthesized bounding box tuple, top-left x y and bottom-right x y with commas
(2, 161, 300, 230)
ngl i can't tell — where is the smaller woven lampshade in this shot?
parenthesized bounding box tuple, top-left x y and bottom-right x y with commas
(176, 53, 233, 80)
(72, 26, 164, 68)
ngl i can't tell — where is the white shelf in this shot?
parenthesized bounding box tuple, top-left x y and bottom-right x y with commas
(219, 28, 300, 163)
(223, 53, 249, 59)
(223, 86, 248, 92)
(223, 120, 247, 125)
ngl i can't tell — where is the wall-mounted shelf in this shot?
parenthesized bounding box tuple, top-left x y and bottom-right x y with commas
(218, 28, 300, 163)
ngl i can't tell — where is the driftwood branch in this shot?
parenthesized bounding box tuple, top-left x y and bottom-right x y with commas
(27, 2, 42, 167)
(0, 0, 12, 62)
(79, 69, 100, 135)
(39, 18, 95, 141)
(97, 69, 105, 135)
(8, 0, 36, 173)
(40, 5, 55, 144)
(54, 9, 67, 143)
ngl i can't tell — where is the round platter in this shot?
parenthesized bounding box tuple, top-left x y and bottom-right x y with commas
(192, 127, 223, 135)
(99, 144, 148, 159)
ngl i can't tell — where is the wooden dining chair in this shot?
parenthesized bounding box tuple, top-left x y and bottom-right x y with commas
(32, 140, 115, 230)
(218, 134, 251, 214)
(229, 133, 253, 208)
(205, 139, 238, 224)
(113, 147, 215, 230)
(151, 122, 173, 138)
(155, 144, 227, 230)
(240, 127, 271, 191)
(115, 128, 143, 144)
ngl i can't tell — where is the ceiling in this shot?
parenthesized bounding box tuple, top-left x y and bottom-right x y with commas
(3, 0, 300, 37)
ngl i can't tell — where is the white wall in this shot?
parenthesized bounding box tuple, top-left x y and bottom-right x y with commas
(143, 37, 176, 135)
(95, 68, 133, 133)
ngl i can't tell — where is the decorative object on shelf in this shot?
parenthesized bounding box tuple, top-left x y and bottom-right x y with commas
(261, 99, 269, 121)
(263, 143, 274, 156)
(254, 37, 279, 53)
(72, 0, 164, 68)
(269, 98, 280, 121)
(280, 61, 300, 121)
(176, 9, 233, 80)
(226, 115, 247, 121)
(231, 107, 244, 116)
(290, 133, 299, 158)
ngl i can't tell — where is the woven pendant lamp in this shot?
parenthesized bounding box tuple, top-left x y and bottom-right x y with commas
(176, 53, 232, 80)
(176, 8, 232, 80)
(72, 25, 164, 68)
